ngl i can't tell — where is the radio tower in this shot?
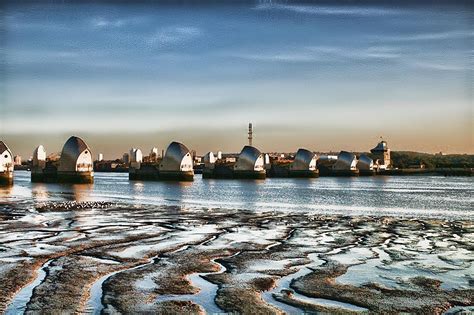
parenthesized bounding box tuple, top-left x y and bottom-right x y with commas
(248, 123, 253, 146)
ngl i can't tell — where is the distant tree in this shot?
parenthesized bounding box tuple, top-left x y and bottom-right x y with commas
(389, 151, 474, 169)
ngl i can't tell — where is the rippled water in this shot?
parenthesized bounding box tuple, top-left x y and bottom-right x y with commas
(1, 171, 472, 219)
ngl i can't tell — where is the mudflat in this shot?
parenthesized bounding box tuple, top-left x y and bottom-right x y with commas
(0, 201, 472, 314)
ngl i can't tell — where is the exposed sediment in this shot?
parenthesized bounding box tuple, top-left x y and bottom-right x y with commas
(0, 201, 472, 314)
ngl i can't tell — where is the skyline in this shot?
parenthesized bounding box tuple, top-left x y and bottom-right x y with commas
(1, 1, 473, 157)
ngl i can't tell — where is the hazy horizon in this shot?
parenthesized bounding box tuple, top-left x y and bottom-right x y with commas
(1, 1, 473, 158)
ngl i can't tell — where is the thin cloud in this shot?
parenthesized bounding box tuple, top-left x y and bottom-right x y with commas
(90, 17, 142, 28)
(147, 26, 202, 47)
(373, 30, 474, 42)
(231, 52, 319, 63)
(308, 46, 401, 60)
(410, 61, 466, 72)
(254, 4, 401, 16)
(7, 50, 81, 64)
(230, 46, 401, 63)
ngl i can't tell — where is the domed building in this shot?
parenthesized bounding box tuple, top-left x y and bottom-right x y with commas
(159, 142, 194, 180)
(57, 136, 94, 183)
(0, 141, 14, 185)
(357, 154, 375, 176)
(233, 145, 266, 179)
(332, 151, 359, 176)
(202, 145, 266, 179)
(129, 141, 194, 181)
(289, 148, 319, 177)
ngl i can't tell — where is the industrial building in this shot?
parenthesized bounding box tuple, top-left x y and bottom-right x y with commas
(129, 141, 194, 181)
(267, 148, 319, 178)
(289, 149, 319, 177)
(0, 141, 14, 185)
(31, 136, 94, 183)
(13, 156, 22, 166)
(332, 151, 359, 176)
(371, 140, 391, 170)
(357, 154, 375, 176)
(203, 145, 266, 179)
(159, 142, 194, 180)
(318, 151, 360, 176)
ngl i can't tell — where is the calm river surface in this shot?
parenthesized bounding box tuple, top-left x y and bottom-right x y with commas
(1, 171, 472, 219)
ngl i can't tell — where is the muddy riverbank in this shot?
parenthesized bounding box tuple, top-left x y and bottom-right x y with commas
(0, 201, 472, 314)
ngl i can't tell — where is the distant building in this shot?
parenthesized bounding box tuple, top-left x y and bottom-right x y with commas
(408, 163, 426, 169)
(224, 157, 236, 163)
(13, 155, 22, 166)
(371, 139, 391, 170)
(129, 148, 143, 168)
(150, 147, 159, 162)
(32, 145, 47, 169)
(98, 153, 104, 162)
(122, 153, 130, 164)
(204, 152, 216, 169)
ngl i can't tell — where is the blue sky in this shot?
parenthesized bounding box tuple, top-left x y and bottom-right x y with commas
(1, 1, 473, 157)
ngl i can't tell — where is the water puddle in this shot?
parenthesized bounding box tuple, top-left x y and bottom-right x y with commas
(5, 259, 53, 315)
(155, 251, 241, 314)
(85, 244, 193, 314)
(262, 264, 367, 314)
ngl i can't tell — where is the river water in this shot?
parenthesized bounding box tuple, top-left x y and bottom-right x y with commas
(1, 171, 472, 219)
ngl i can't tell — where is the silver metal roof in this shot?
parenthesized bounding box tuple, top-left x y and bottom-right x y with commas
(58, 136, 92, 172)
(160, 141, 193, 172)
(357, 154, 374, 171)
(291, 148, 317, 171)
(333, 151, 358, 170)
(234, 145, 264, 171)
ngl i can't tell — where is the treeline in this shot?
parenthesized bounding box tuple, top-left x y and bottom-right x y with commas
(388, 152, 474, 169)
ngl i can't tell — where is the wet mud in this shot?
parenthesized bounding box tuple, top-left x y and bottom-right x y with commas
(0, 201, 472, 314)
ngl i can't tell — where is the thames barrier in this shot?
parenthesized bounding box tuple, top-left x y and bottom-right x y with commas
(1, 134, 472, 186)
(31, 136, 94, 184)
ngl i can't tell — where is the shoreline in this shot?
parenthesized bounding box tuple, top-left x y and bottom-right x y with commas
(11, 167, 474, 177)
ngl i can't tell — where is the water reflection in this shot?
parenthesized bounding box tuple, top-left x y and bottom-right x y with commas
(0, 185, 14, 199)
(70, 184, 94, 202)
(7, 171, 474, 219)
(31, 183, 50, 202)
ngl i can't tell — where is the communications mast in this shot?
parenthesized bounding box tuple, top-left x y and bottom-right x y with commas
(248, 123, 253, 146)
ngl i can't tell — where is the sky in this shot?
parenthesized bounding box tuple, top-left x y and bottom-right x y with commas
(1, 1, 473, 158)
